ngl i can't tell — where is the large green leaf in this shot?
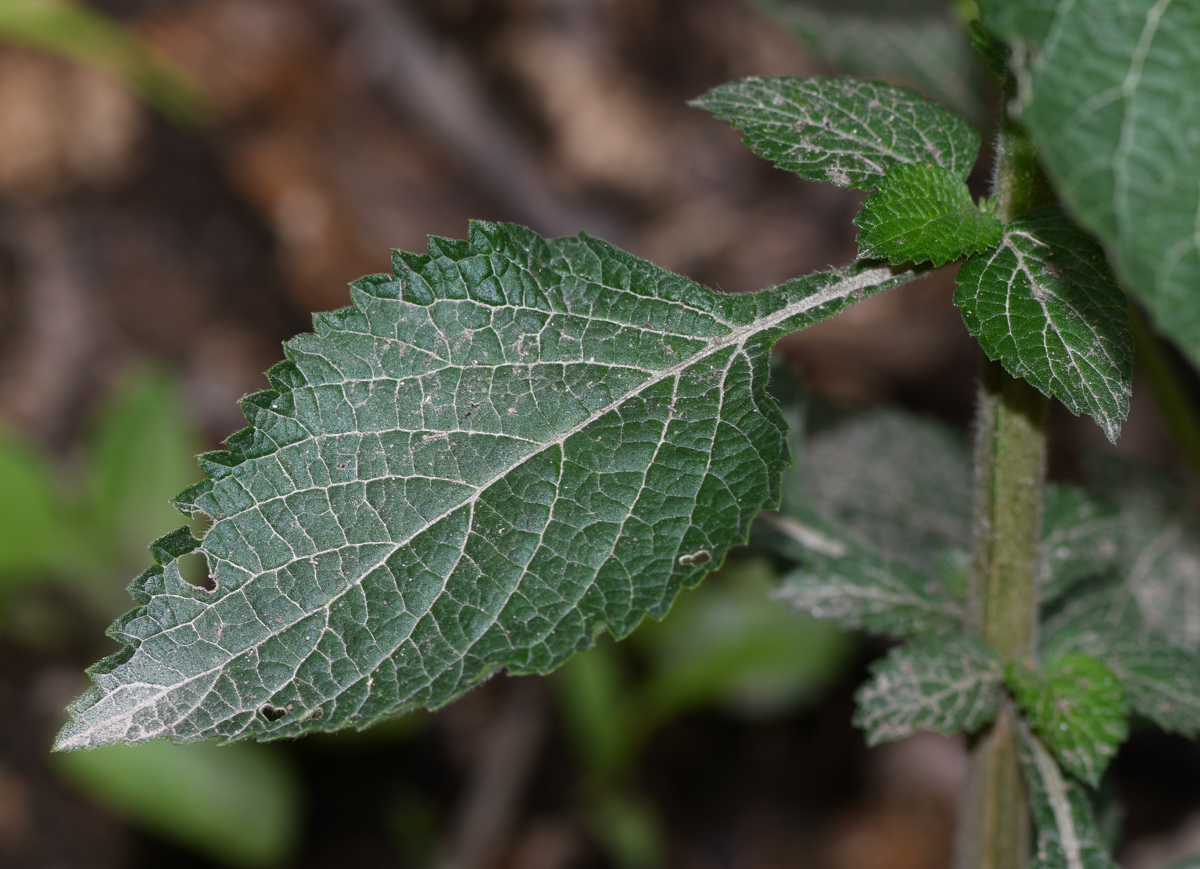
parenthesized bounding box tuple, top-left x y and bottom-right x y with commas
(855, 162, 1003, 266)
(1017, 721, 1117, 869)
(980, 0, 1200, 366)
(954, 208, 1133, 443)
(853, 635, 1002, 746)
(55, 222, 918, 750)
(690, 76, 980, 190)
(1007, 654, 1128, 787)
(754, 0, 991, 127)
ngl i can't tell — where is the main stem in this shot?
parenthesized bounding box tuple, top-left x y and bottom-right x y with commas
(955, 108, 1053, 869)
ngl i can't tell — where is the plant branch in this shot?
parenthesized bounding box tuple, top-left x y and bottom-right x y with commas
(956, 104, 1052, 869)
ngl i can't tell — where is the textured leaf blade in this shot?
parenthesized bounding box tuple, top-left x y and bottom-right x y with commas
(771, 513, 961, 639)
(853, 636, 1002, 746)
(754, 0, 991, 127)
(690, 76, 980, 190)
(1007, 655, 1128, 787)
(954, 207, 1133, 443)
(981, 0, 1200, 368)
(1084, 462, 1200, 655)
(1039, 484, 1121, 606)
(797, 410, 972, 576)
(1018, 720, 1118, 869)
(855, 163, 1003, 266)
(56, 222, 919, 750)
(1045, 617, 1200, 740)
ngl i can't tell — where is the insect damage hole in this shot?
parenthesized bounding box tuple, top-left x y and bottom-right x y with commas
(260, 704, 289, 722)
(678, 549, 711, 566)
(177, 551, 216, 592)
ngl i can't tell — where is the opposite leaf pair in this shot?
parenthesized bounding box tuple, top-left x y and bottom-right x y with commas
(768, 407, 1200, 869)
(694, 75, 1132, 443)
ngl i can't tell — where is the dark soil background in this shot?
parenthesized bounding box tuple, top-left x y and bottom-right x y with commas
(1, 1, 1199, 867)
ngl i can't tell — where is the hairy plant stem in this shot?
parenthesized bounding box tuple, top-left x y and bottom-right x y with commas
(955, 109, 1053, 869)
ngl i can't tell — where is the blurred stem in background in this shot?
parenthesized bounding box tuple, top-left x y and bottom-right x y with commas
(0, 0, 206, 126)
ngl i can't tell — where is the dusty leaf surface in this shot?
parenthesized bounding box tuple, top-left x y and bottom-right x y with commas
(691, 75, 979, 190)
(55, 222, 917, 750)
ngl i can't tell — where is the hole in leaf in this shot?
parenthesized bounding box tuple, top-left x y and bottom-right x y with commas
(178, 551, 215, 592)
(260, 704, 288, 722)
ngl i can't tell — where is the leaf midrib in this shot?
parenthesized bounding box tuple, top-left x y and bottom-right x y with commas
(65, 264, 905, 747)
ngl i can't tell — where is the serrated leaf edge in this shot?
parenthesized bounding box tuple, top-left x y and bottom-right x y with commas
(56, 224, 923, 750)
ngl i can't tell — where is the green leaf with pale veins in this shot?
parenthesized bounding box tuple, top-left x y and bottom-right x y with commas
(1039, 484, 1121, 606)
(753, 0, 992, 128)
(853, 636, 1002, 746)
(954, 207, 1134, 443)
(980, 0, 1200, 369)
(1040, 464, 1200, 739)
(797, 410, 972, 577)
(771, 513, 962, 639)
(1043, 590, 1200, 740)
(690, 76, 980, 190)
(1007, 655, 1128, 787)
(54, 221, 920, 750)
(855, 163, 1003, 266)
(1017, 720, 1117, 869)
(1083, 462, 1200, 655)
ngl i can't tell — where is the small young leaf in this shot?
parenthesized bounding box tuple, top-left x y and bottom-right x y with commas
(774, 525, 962, 639)
(1045, 620, 1200, 740)
(1017, 720, 1118, 869)
(855, 163, 1003, 266)
(55, 222, 921, 750)
(954, 207, 1134, 443)
(853, 635, 1002, 746)
(1007, 655, 1128, 787)
(690, 76, 980, 190)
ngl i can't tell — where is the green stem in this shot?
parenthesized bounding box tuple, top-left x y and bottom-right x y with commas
(1128, 303, 1200, 475)
(955, 103, 1051, 869)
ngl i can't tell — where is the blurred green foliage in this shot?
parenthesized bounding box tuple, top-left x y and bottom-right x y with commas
(0, 368, 302, 866)
(0, 0, 206, 125)
(554, 555, 851, 868)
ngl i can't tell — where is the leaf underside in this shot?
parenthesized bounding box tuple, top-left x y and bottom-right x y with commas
(981, 0, 1200, 369)
(853, 635, 1001, 746)
(1017, 720, 1117, 869)
(55, 222, 918, 750)
(690, 75, 979, 190)
(855, 162, 1002, 266)
(954, 207, 1133, 443)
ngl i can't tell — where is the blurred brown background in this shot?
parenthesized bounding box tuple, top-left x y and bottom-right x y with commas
(0, 1, 1196, 868)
